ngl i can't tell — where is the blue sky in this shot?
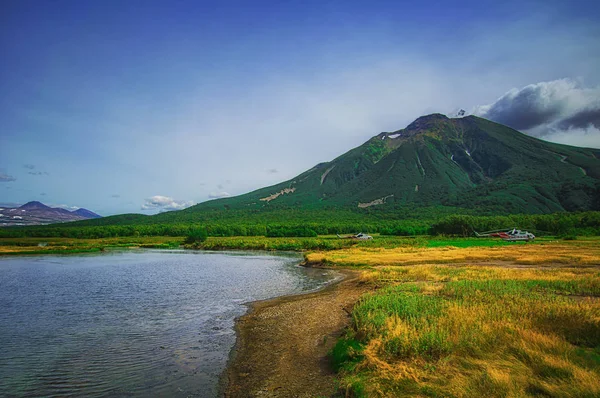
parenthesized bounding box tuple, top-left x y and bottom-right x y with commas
(2, 0, 600, 215)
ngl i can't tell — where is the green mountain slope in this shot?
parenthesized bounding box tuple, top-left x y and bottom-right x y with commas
(65, 114, 600, 228)
(178, 114, 600, 215)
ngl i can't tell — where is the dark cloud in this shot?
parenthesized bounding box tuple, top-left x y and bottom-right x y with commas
(40, 193, 46, 196)
(111, 194, 120, 198)
(556, 107, 600, 130)
(473, 79, 600, 147)
(23, 164, 35, 170)
(475, 80, 572, 131)
(267, 168, 278, 174)
(0, 173, 16, 182)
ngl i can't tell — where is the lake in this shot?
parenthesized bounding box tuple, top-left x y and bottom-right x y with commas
(0, 250, 338, 397)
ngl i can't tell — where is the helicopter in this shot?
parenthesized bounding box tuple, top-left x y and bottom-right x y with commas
(336, 232, 374, 240)
(474, 228, 535, 241)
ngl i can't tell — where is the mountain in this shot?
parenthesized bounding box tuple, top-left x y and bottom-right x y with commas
(72, 208, 102, 219)
(178, 114, 599, 215)
(0, 202, 102, 226)
(50, 114, 600, 229)
(18, 201, 51, 211)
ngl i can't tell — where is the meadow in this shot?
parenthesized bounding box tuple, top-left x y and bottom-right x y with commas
(0, 236, 183, 254)
(0, 234, 547, 255)
(305, 237, 600, 267)
(324, 239, 600, 397)
(0, 235, 362, 254)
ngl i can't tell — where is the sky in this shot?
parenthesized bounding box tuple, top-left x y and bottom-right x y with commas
(1, 0, 600, 215)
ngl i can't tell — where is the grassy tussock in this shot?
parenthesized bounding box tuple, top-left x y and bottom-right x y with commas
(333, 263, 600, 397)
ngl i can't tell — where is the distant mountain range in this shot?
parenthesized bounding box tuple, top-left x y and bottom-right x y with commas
(0, 201, 101, 226)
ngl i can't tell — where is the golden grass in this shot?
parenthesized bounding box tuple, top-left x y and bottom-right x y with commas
(307, 238, 600, 267)
(327, 239, 600, 397)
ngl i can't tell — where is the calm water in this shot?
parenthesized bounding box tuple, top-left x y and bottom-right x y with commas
(0, 250, 338, 397)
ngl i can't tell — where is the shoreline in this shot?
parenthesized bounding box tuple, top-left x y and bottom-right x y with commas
(0, 245, 308, 256)
(222, 265, 367, 397)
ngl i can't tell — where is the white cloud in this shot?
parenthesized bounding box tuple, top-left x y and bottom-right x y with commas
(0, 172, 16, 182)
(141, 195, 194, 212)
(53, 204, 80, 211)
(208, 191, 231, 199)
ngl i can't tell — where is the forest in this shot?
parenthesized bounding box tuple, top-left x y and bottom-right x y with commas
(1, 211, 598, 239)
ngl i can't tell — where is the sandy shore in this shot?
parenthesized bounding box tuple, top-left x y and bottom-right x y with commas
(223, 267, 368, 397)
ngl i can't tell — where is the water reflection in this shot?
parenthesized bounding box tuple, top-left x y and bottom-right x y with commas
(0, 250, 337, 397)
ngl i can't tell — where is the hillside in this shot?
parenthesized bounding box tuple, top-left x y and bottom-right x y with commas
(176, 114, 600, 216)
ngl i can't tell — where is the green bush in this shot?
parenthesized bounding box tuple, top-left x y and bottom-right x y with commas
(184, 227, 208, 244)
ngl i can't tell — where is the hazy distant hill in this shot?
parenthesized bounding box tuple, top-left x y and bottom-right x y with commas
(0, 201, 101, 226)
(61, 114, 600, 228)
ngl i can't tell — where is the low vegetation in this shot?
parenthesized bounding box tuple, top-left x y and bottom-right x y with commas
(0, 236, 183, 255)
(306, 237, 600, 267)
(326, 242, 600, 397)
(184, 226, 208, 245)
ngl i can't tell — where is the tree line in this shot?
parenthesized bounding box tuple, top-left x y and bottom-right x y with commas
(0, 211, 598, 238)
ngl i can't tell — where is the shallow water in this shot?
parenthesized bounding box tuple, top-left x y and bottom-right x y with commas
(0, 249, 338, 397)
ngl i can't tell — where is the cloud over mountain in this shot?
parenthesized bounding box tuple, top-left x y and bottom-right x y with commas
(473, 79, 600, 148)
(208, 192, 231, 199)
(53, 204, 80, 211)
(141, 195, 194, 212)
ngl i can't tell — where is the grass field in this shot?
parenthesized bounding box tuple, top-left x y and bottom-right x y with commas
(306, 237, 600, 267)
(0, 236, 184, 254)
(325, 240, 600, 397)
(0, 235, 357, 254)
(0, 234, 551, 255)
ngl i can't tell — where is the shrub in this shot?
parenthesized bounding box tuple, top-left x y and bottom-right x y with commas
(184, 227, 208, 244)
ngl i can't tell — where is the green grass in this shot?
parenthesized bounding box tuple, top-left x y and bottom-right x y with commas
(0, 236, 184, 255)
(332, 264, 600, 397)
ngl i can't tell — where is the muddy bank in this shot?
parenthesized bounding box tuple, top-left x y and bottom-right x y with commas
(223, 268, 367, 397)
